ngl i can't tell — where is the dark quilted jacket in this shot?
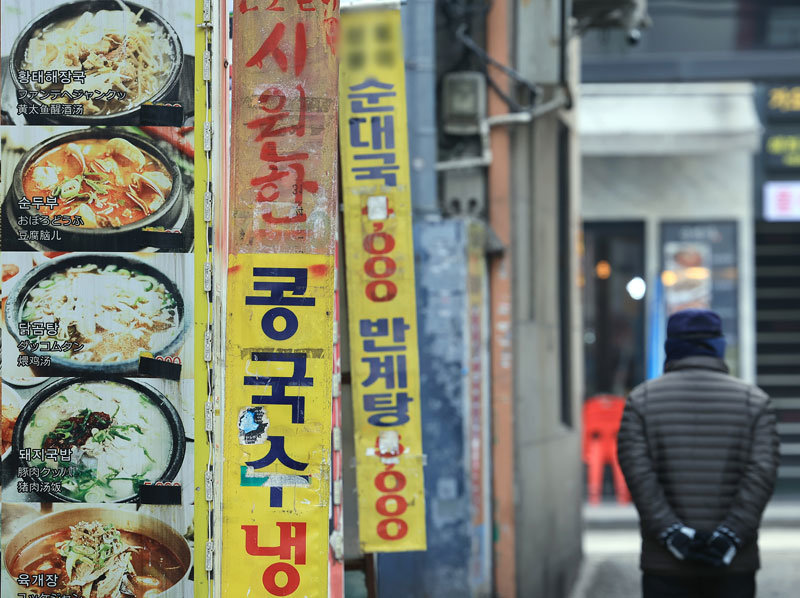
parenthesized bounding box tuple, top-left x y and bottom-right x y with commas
(617, 356, 780, 575)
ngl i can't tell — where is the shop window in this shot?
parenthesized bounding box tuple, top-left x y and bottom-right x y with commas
(582, 222, 647, 399)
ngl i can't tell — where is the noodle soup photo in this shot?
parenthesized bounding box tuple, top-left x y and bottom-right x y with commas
(1, 0, 195, 126)
(1, 252, 193, 378)
(2, 505, 193, 598)
(2, 377, 193, 505)
(1, 127, 194, 253)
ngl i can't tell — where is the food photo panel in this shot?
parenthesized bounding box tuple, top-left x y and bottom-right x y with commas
(1, 251, 194, 380)
(1, 502, 194, 598)
(1, 378, 193, 504)
(1, 126, 195, 252)
(1, 0, 196, 127)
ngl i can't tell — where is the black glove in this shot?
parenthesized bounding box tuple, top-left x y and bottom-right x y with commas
(692, 525, 742, 567)
(659, 524, 698, 561)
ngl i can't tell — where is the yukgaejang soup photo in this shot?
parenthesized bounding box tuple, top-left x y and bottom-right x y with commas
(8, 519, 189, 598)
(23, 137, 173, 228)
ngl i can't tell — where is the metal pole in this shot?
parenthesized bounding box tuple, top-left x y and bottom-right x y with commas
(403, 0, 439, 215)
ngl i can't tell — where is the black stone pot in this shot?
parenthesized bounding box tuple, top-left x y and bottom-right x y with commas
(4, 252, 188, 376)
(9, 0, 183, 126)
(11, 376, 186, 503)
(5, 128, 184, 252)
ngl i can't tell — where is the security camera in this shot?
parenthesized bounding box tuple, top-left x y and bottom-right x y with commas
(626, 28, 642, 45)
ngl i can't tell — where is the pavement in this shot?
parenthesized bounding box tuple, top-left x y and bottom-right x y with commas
(570, 502, 800, 598)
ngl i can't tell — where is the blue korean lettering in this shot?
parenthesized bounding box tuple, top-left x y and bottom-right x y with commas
(348, 78, 396, 113)
(370, 115, 395, 149)
(246, 436, 308, 471)
(364, 391, 414, 427)
(362, 354, 408, 389)
(245, 352, 313, 400)
(348, 115, 395, 150)
(360, 317, 409, 351)
(261, 306, 298, 341)
(251, 390, 306, 424)
(352, 151, 399, 186)
(349, 117, 370, 147)
(246, 267, 316, 306)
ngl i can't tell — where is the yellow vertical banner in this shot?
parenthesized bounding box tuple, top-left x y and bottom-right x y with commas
(224, 254, 334, 596)
(339, 7, 427, 552)
(225, 0, 339, 595)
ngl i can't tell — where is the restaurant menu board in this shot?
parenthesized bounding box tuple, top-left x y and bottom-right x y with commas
(0, 1, 208, 598)
(223, 1, 339, 596)
(339, 6, 427, 552)
(661, 221, 740, 376)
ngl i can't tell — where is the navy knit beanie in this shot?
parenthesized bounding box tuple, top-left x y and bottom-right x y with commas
(665, 309, 726, 363)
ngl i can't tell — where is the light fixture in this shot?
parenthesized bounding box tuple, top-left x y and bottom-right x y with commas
(595, 260, 611, 279)
(626, 276, 646, 300)
(685, 267, 711, 280)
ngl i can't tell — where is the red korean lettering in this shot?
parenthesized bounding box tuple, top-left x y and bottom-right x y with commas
(246, 23, 288, 71)
(366, 280, 397, 302)
(375, 470, 407, 493)
(246, 23, 307, 76)
(377, 518, 408, 541)
(262, 563, 300, 596)
(237, 0, 289, 12)
(374, 470, 408, 539)
(242, 523, 307, 594)
(363, 232, 395, 255)
(294, 24, 308, 75)
(251, 163, 318, 223)
(364, 256, 396, 279)
(242, 522, 307, 564)
(260, 141, 308, 163)
(324, 17, 340, 56)
(251, 165, 290, 203)
(376, 494, 407, 517)
(247, 84, 306, 140)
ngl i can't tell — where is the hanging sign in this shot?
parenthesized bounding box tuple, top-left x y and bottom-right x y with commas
(224, 0, 339, 596)
(339, 5, 427, 552)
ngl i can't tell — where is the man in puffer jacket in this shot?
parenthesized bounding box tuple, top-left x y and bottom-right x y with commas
(617, 309, 780, 598)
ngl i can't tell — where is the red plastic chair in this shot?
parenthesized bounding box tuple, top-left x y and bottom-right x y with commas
(582, 395, 631, 505)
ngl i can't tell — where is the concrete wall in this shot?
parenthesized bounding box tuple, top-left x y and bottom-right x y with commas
(376, 220, 482, 597)
(510, 86, 584, 596)
(581, 152, 756, 383)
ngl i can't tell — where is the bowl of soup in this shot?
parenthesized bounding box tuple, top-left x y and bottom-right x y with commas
(4, 253, 188, 376)
(9, 0, 183, 126)
(7, 128, 184, 251)
(3, 508, 191, 597)
(1, 384, 23, 461)
(12, 377, 186, 503)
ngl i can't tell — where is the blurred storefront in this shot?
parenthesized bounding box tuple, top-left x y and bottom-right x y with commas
(580, 0, 800, 497)
(753, 83, 800, 495)
(580, 82, 760, 388)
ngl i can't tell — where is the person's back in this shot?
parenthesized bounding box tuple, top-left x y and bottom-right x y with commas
(617, 309, 780, 598)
